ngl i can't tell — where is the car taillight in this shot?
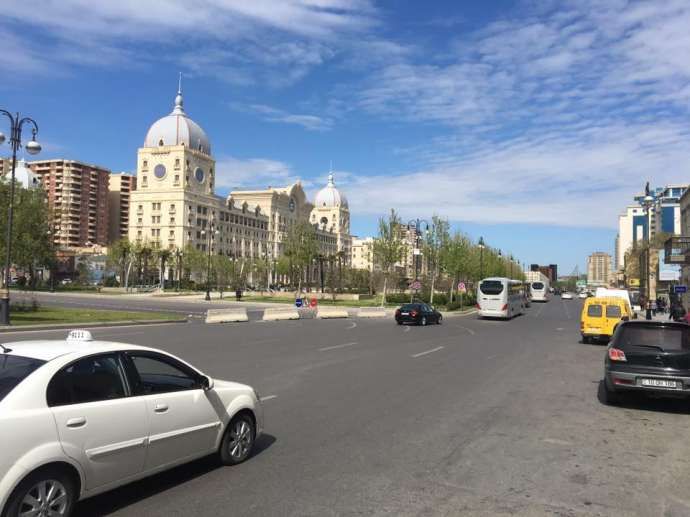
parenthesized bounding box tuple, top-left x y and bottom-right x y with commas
(501, 304, 508, 311)
(475, 304, 481, 309)
(580, 321, 584, 329)
(395, 309, 400, 316)
(608, 348, 627, 362)
(411, 310, 418, 317)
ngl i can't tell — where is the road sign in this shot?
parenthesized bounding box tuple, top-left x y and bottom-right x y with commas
(674, 285, 687, 294)
(310, 297, 318, 308)
(295, 298, 303, 308)
(410, 280, 421, 290)
(458, 282, 467, 293)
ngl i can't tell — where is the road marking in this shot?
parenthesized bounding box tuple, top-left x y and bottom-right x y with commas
(411, 346, 444, 358)
(535, 303, 546, 317)
(260, 395, 277, 402)
(403, 326, 411, 332)
(346, 321, 357, 329)
(319, 341, 358, 352)
(556, 327, 564, 331)
(456, 325, 476, 335)
(0, 321, 184, 335)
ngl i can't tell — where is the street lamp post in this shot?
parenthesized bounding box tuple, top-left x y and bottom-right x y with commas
(478, 236, 485, 279)
(0, 110, 41, 325)
(641, 184, 654, 320)
(201, 222, 218, 302)
(510, 254, 514, 279)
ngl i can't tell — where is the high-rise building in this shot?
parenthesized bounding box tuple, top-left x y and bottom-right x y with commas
(351, 236, 374, 271)
(587, 252, 612, 287)
(529, 264, 557, 282)
(108, 173, 137, 243)
(28, 159, 110, 248)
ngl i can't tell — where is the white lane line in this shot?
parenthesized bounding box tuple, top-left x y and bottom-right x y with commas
(535, 303, 546, 317)
(456, 325, 476, 336)
(556, 327, 564, 331)
(561, 300, 571, 320)
(403, 326, 411, 333)
(346, 321, 357, 329)
(319, 341, 358, 352)
(411, 346, 444, 358)
(260, 395, 278, 402)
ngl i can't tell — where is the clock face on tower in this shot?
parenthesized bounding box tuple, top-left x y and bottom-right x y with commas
(154, 164, 166, 179)
(195, 167, 205, 183)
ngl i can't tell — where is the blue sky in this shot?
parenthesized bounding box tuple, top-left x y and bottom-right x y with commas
(2, 0, 690, 274)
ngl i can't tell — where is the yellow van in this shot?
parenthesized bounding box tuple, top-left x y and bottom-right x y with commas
(580, 296, 633, 343)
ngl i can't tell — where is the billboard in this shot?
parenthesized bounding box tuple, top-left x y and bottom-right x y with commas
(659, 250, 681, 282)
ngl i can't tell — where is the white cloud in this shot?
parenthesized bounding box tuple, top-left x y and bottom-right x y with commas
(214, 155, 302, 191)
(232, 103, 333, 131)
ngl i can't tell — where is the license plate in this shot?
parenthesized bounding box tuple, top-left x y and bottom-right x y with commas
(401, 312, 409, 316)
(640, 378, 680, 389)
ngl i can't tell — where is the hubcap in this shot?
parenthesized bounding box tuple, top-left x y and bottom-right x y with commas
(20, 479, 68, 517)
(228, 420, 253, 460)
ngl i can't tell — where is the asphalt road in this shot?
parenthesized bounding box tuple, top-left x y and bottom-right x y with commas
(5, 297, 690, 516)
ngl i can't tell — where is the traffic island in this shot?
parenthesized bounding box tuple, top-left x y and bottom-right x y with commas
(262, 307, 300, 321)
(205, 308, 249, 323)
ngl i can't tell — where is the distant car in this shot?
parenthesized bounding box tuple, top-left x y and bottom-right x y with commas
(0, 330, 263, 517)
(562, 292, 574, 300)
(578, 292, 588, 299)
(395, 303, 442, 325)
(60, 279, 72, 285)
(602, 321, 690, 404)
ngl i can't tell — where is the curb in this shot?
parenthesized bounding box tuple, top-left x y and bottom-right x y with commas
(0, 318, 188, 333)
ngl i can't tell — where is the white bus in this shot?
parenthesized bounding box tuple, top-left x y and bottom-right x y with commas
(530, 279, 550, 302)
(477, 277, 525, 319)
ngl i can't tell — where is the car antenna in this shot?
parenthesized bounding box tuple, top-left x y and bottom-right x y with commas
(0, 344, 11, 353)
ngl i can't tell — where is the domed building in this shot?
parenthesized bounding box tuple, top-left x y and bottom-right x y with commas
(311, 172, 352, 260)
(128, 79, 349, 286)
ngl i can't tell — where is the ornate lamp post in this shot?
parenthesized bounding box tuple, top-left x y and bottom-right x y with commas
(478, 236, 485, 279)
(407, 218, 429, 282)
(0, 110, 41, 325)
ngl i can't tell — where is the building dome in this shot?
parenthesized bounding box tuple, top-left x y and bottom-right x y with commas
(144, 86, 211, 155)
(315, 173, 348, 208)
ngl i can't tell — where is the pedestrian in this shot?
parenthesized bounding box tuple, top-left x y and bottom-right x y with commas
(671, 302, 686, 322)
(235, 288, 242, 302)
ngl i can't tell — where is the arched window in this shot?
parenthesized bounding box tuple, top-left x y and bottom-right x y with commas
(158, 139, 164, 146)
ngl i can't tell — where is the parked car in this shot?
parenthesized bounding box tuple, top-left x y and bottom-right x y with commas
(602, 320, 690, 404)
(0, 330, 263, 517)
(581, 296, 633, 343)
(561, 292, 574, 300)
(578, 291, 588, 299)
(395, 303, 442, 325)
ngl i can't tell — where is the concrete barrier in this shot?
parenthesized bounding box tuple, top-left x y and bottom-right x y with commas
(357, 307, 389, 318)
(316, 307, 350, 319)
(205, 308, 249, 323)
(263, 307, 300, 321)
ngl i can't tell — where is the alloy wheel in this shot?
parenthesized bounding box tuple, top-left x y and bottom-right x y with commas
(19, 479, 69, 517)
(228, 419, 253, 461)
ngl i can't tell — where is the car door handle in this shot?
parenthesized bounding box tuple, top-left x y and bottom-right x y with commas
(66, 417, 87, 428)
(154, 404, 169, 413)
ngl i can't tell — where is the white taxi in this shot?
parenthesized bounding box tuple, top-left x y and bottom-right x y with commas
(0, 330, 263, 517)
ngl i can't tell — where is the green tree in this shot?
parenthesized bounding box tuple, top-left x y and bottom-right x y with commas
(107, 239, 134, 288)
(0, 182, 55, 288)
(155, 247, 172, 290)
(283, 221, 319, 293)
(212, 255, 235, 298)
(373, 209, 405, 305)
(182, 244, 206, 285)
(440, 232, 471, 302)
(423, 216, 450, 304)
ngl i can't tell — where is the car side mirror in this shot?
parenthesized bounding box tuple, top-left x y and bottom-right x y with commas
(200, 375, 214, 391)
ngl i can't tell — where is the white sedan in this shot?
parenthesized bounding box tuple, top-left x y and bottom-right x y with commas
(578, 292, 588, 299)
(561, 292, 574, 300)
(0, 330, 263, 517)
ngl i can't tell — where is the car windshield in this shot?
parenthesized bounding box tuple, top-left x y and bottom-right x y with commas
(480, 281, 504, 295)
(532, 282, 544, 290)
(617, 326, 690, 351)
(0, 354, 46, 402)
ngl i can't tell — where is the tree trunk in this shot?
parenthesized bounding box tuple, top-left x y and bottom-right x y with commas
(430, 266, 436, 305)
(381, 275, 388, 307)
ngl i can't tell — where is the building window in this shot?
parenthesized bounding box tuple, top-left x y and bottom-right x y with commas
(137, 218, 142, 224)
(174, 158, 180, 170)
(170, 217, 175, 224)
(158, 139, 164, 146)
